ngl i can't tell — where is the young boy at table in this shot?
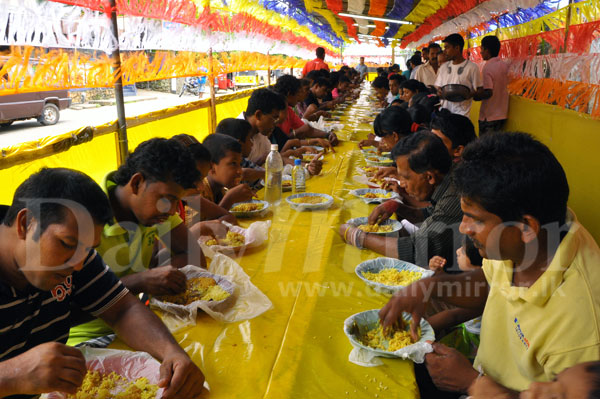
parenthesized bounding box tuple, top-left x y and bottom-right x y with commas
(302, 77, 332, 121)
(201, 133, 256, 210)
(216, 118, 265, 186)
(68, 138, 206, 346)
(273, 74, 337, 146)
(238, 88, 287, 165)
(379, 132, 600, 397)
(430, 109, 477, 163)
(0, 168, 205, 398)
(340, 132, 463, 269)
(171, 134, 238, 239)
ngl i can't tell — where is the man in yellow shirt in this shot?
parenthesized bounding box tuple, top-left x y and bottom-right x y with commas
(379, 132, 600, 397)
(69, 138, 206, 346)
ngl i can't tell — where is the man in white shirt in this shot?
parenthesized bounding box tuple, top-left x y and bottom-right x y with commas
(414, 43, 441, 87)
(356, 57, 368, 80)
(434, 34, 483, 117)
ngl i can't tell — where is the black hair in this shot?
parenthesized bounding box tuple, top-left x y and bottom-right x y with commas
(409, 54, 423, 67)
(391, 131, 452, 174)
(316, 47, 325, 58)
(407, 104, 431, 125)
(305, 70, 321, 82)
(4, 168, 113, 235)
(215, 118, 252, 143)
(202, 133, 242, 164)
(401, 79, 426, 94)
(586, 362, 600, 399)
(299, 78, 311, 87)
(170, 134, 211, 164)
(338, 75, 351, 85)
(113, 138, 200, 189)
(312, 77, 331, 88)
(443, 33, 465, 49)
(389, 74, 405, 84)
(391, 64, 400, 71)
(390, 99, 404, 106)
(464, 236, 483, 267)
(430, 109, 476, 149)
(246, 88, 286, 116)
(372, 76, 389, 90)
(428, 42, 442, 51)
(329, 71, 340, 89)
(274, 74, 301, 97)
(453, 132, 569, 225)
(481, 35, 501, 57)
(422, 47, 429, 54)
(373, 106, 413, 138)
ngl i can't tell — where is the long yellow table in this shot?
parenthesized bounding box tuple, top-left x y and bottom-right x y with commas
(115, 91, 419, 398)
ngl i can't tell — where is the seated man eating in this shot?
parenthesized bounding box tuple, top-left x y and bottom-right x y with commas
(380, 132, 600, 397)
(340, 131, 463, 269)
(0, 168, 204, 398)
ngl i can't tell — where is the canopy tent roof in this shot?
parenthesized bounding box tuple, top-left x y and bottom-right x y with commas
(44, 0, 574, 50)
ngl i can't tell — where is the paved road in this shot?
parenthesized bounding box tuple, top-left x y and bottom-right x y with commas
(0, 89, 217, 149)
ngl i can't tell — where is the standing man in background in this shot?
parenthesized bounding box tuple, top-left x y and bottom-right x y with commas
(356, 57, 368, 80)
(414, 43, 441, 87)
(302, 47, 330, 77)
(475, 36, 510, 135)
(435, 33, 483, 117)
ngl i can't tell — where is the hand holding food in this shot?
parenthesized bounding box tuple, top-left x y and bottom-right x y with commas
(142, 266, 187, 296)
(307, 157, 323, 176)
(223, 184, 255, 206)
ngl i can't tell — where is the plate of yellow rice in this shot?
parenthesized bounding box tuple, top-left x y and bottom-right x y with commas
(344, 310, 435, 360)
(286, 193, 334, 211)
(349, 188, 400, 204)
(230, 200, 269, 218)
(346, 217, 402, 236)
(355, 257, 434, 294)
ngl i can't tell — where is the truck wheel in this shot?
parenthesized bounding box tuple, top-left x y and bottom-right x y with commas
(0, 121, 13, 127)
(38, 103, 59, 125)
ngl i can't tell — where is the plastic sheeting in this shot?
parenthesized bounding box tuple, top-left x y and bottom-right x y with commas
(108, 91, 420, 398)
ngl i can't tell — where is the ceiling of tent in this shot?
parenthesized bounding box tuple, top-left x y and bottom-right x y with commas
(262, 0, 571, 48)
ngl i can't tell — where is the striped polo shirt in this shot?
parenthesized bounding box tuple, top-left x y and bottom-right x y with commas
(0, 249, 128, 364)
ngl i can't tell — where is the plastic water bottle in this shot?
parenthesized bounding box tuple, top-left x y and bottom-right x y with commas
(264, 144, 283, 205)
(292, 158, 306, 194)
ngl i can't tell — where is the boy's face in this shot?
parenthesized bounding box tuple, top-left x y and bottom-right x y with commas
(15, 208, 102, 291)
(444, 43, 462, 61)
(256, 109, 281, 136)
(374, 87, 388, 100)
(130, 175, 185, 226)
(395, 155, 435, 202)
(389, 79, 400, 95)
(401, 88, 415, 102)
(210, 150, 243, 188)
(338, 82, 349, 92)
(240, 134, 253, 158)
(458, 197, 523, 261)
(379, 133, 398, 152)
(313, 84, 328, 98)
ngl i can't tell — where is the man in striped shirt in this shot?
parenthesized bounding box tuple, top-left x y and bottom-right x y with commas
(340, 132, 463, 270)
(0, 168, 205, 398)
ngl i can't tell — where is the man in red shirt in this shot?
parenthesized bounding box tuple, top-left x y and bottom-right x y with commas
(302, 47, 330, 77)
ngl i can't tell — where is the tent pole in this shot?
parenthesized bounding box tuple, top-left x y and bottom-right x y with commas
(109, 0, 128, 166)
(208, 48, 217, 133)
(267, 51, 271, 86)
(563, 0, 574, 53)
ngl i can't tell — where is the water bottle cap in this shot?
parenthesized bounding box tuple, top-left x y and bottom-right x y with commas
(271, 144, 279, 151)
(294, 159, 302, 166)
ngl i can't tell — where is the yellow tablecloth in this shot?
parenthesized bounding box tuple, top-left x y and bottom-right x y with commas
(114, 92, 419, 398)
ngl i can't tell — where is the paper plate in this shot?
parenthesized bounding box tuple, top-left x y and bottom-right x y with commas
(229, 200, 269, 218)
(346, 217, 402, 236)
(344, 310, 435, 360)
(355, 257, 434, 294)
(365, 155, 394, 167)
(349, 188, 400, 204)
(286, 192, 334, 211)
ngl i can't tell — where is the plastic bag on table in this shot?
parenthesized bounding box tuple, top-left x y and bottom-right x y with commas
(199, 220, 270, 258)
(344, 310, 434, 367)
(151, 256, 272, 331)
(42, 347, 164, 399)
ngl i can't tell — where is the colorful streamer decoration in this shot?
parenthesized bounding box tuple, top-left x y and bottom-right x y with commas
(0, 47, 309, 94)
